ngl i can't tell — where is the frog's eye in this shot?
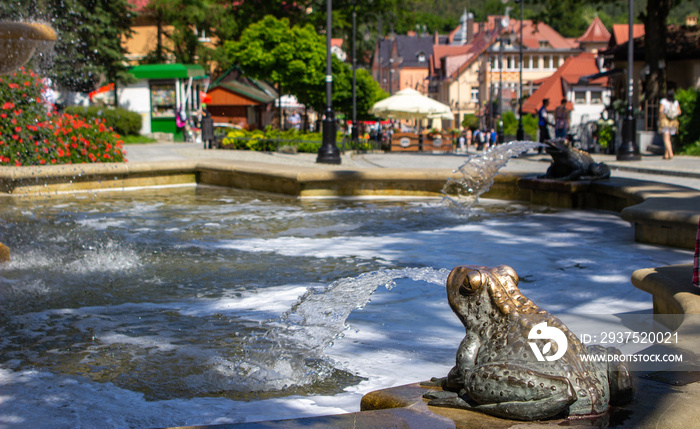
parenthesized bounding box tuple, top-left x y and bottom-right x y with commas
(459, 270, 485, 296)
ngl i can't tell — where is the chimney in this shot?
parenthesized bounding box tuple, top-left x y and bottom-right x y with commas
(407, 30, 416, 37)
(467, 12, 475, 42)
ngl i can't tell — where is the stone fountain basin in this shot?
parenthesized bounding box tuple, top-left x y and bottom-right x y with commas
(0, 22, 57, 74)
(1, 160, 699, 428)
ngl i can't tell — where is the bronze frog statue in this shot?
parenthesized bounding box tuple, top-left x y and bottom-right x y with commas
(539, 138, 610, 181)
(423, 265, 633, 421)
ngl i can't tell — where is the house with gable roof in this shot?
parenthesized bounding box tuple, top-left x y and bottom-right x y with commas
(372, 33, 434, 95)
(429, 14, 582, 131)
(521, 52, 610, 128)
(205, 67, 278, 129)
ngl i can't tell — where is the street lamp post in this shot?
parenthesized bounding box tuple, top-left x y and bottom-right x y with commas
(498, 35, 504, 144)
(389, 57, 394, 94)
(317, 0, 341, 164)
(616, 0, 641, 160)
(351, 0, 358, 144)
(516, 0, 525, 140)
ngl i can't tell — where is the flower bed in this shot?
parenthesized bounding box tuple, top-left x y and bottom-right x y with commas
(221, 127, 347, 153)
(0, 68, 124, 166)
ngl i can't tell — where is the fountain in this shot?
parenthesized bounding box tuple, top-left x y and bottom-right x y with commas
(0, 184, 690, 427)
(0, 19, 695, 428)
(0, 21, 56, 260)
(0, 22, 56, 74)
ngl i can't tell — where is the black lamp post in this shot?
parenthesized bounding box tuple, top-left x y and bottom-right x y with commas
(516, 0, 525, 140)
(317, 0, 341, 164)
(617, 0, 641, 160)
(351, 0, 358, 144)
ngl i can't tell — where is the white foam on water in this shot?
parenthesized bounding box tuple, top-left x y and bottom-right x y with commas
(0, 189, 694, 428)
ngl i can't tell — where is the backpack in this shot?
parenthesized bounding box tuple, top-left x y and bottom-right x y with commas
(665, 101, 680, 120)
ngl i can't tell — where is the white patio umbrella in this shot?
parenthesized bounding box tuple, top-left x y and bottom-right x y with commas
(369, 88, 454, 120)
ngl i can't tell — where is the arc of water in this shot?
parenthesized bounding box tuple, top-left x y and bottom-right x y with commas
(442, 141, 542, 210)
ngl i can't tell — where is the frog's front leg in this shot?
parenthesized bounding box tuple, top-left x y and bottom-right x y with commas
(466, 363, 577, 420)
(442, 333, 480, 391)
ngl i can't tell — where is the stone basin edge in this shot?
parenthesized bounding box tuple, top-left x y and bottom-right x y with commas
(0, 160, 698, 428)
(1, 160, 696, 249)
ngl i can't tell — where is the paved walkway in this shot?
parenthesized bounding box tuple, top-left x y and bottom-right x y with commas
(123, 142, 700, 190)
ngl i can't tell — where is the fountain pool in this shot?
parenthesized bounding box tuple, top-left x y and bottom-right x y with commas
(0, 185, 692, 428)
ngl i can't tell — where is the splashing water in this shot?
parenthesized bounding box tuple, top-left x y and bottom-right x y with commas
(442, 141, 542, 210)
(224, 267, 450, 393)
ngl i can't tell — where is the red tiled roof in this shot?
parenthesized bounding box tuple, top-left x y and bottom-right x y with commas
(522, 52, 605, 114)
(432, 44, 471, 71)
(577, 16, 611, 44)
(610, 24, 645, 46)
(127, 0, 149, 11)
(483, 17, 577, 50)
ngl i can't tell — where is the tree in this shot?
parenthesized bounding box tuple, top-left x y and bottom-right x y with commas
(225, 15, 386, 120)
(0, 0, 135, 98)
(224, 16, 326, 110)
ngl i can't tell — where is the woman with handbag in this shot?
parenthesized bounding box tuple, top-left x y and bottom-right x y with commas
(659, 90, 682, 160)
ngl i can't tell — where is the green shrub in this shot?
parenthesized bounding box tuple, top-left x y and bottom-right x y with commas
(680, 141, 700, 156)
(676, 87, 700, 153)
(64, 105, 142, 136)
(502, 111, 537, 141)
(461, 114, 480, 130)
(221, 127, 331, 153)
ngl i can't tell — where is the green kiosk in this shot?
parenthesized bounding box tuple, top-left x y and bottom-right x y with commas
(126, 64, 208, 141)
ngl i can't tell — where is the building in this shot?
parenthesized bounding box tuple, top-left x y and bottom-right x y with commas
(119, 63, 208, 140)
(205, 68, 278, 130)
(429, 14, 582, 131)
(602, 19, 700, 130)
(576, 16, 612, 54)
(372, 33, 434, 95)
(521, 52, 610, 128)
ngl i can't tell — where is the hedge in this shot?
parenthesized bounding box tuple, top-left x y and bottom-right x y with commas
(64, 105, 142, 136)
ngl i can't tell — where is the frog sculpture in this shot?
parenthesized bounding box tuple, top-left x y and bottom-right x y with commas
(539, 138, 611, 181)
(423, 265, 633, 421)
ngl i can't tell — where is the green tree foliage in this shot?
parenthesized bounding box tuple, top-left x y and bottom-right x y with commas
(0, 0, 134, 96)
(143, 0, 217, 66)
(461, 114, 480, 131)
(225, 15, 386, 117)
(503, 111, 538, 140)
(676, 87, 700, 150)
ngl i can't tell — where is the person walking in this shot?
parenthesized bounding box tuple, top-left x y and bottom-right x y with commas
(554, 98, 569, 139)
(659, 90, 681, 160)
(201, 107, 215, 149)
(537, 98, 551, 153)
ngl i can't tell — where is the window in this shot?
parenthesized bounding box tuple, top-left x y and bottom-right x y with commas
(417, 51, 426, 62)
(590, 91, 602, 104)
(471, 88, 479, 103)
(574, 92, 587, 104)
(150, 83, 176, 117)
